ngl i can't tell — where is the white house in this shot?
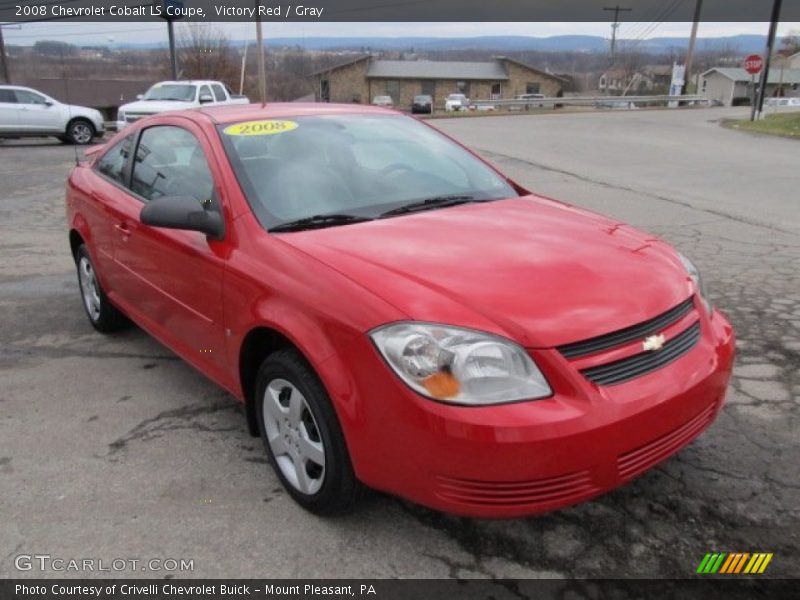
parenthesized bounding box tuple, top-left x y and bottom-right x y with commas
(699, 66, 800, 106)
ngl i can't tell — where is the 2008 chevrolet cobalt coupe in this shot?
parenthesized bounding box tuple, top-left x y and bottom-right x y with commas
(66, 104, 735, 517)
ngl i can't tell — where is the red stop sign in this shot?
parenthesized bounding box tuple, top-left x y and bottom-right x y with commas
(744, 54, 763, 75)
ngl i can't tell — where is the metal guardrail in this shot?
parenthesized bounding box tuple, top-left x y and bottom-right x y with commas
(471, 95, 709, 108)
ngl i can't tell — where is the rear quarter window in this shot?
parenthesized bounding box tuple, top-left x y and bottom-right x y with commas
(95, 136, 133, 185)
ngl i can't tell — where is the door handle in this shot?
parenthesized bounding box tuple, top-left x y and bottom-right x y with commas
(115, 222, 131, 233)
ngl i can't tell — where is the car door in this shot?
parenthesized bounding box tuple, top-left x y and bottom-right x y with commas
(13, 89, 62, 132)
(87, 134, 135, 284)
(198, 84, 213, 105)
(211, 83, 227, 104)
(0, 88, 20, 131)
(109, 122, 230, 383)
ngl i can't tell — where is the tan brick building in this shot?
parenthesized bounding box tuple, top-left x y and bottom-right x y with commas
(310, 56, 565, 110)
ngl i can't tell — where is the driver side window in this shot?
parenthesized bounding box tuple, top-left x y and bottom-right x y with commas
(131, 126, 215, 206)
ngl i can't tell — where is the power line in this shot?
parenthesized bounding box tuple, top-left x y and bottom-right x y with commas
(622, 0, 688, 51)
(603, 5, 632, 64)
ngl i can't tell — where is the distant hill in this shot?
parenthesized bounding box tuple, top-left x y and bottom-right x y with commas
(113, 34, 767, 54)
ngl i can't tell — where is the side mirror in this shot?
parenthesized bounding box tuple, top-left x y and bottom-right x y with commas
(140, 195, 223, 239)
(199, 94, 214, 104)
(136, 94, 143, 100)
(44, 100, 54, 107)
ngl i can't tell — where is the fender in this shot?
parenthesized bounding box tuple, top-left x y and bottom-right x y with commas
(232, 296, 371, 471)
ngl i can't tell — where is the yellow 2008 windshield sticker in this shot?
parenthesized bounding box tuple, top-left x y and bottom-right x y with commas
(224, 120, 298, 136)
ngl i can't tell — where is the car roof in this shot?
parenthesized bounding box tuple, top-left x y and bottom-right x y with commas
(152, 80, 221, 86)
(195, 102, 399, 124)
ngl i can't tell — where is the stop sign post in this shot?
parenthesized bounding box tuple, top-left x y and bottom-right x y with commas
(745, 54, 763, 75)
(745, 54, 764, 121)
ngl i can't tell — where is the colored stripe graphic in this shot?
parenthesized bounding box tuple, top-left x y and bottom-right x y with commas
(699, 552, 773, 574)
(697, 554, 712, 573)
(719, 554, 736, 573)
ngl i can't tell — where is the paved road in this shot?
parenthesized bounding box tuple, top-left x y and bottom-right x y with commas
(1, 108, 798, 582)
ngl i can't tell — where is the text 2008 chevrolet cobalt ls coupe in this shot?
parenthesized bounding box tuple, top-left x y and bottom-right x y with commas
(66, 103, 735, 517)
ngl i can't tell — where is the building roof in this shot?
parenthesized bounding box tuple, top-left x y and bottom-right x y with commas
(18, 78, 153, 108)
(310, 56, 565, 83)
(366, 60, 509, 80)
(702, 67, 800, 84)
(309, 54, 370, 76)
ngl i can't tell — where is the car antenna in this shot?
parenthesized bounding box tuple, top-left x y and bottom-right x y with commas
(59, 48, 80, 167)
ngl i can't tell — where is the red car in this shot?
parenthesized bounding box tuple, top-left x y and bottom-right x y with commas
(66, 103, 735, 517)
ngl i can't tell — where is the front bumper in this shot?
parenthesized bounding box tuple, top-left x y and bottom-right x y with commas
(331, 308, 735, 518)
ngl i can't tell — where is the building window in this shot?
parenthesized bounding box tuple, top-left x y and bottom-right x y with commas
(456, 81, 470, 96)
(320, 79, 330, 102)
(526, 82, 540, 94)
(386, 80, 401, 102)
(491, 83, 501, 99)
(701, 79, 707, 92)
(421, 80, 435, 97)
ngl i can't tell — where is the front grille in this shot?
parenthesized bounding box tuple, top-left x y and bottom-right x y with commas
(557, 297, 694, 359)
(617, 401, 716, 480)
(434, 470, 599, 508)
(580, 321, 701, 386)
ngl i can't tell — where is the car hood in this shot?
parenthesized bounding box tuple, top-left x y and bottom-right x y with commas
(119, 100, 193, 113)
(280, 196, 694, 348)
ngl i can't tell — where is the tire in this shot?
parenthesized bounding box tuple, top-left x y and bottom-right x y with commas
(75, 244, 128, 332)
(66, 119, 95, 145)
(255, 349, 361, 515)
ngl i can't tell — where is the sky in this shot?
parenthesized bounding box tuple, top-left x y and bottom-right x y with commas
(3, 21, 800, 46)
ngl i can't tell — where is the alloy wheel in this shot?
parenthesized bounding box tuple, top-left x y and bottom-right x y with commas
(262, 378, 326, 495)
(71, 122, 93, 144)
(78, 256, 101, 322)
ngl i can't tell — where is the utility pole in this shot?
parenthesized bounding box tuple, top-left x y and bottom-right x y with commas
(0, 25, 10, 84)
(604, 5, 632, 65)
(167, 19, 178, 79)
(255, 0, 266, 102)
(681, 0, 703, 98)
(755, 0, 783, 120)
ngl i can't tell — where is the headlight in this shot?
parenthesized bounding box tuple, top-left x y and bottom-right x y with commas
(678, 252, 712, 313)
(370, 322, 552, 405)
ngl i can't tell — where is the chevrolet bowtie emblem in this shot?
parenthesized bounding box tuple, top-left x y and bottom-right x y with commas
(642, 334, 667, 352)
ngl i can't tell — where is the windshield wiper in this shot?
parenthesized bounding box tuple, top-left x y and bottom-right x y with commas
(379, 195, 476, 217)
(269, 214, 373, 233)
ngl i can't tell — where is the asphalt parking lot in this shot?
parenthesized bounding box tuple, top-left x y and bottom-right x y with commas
(1, 107, 798, 581)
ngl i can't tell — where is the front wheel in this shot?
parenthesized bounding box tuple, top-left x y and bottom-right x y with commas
(66, 119, 95, 145)
(255, 349, 361, 515)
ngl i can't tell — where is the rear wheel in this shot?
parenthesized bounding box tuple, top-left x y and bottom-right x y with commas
(66, 119, 95, 145)
(255, 349, 361, 515)
(75, 245, 127, 332)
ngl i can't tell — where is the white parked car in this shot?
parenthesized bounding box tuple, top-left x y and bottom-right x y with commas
(445, 93, 469, 112)
(764, 97, 800, 107)
(371, 95, 394, 107)
(116, 80, 249, 130)
(0, 85, 104, 144)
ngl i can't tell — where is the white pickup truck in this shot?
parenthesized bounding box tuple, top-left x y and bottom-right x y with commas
(116, 80, 249, 130)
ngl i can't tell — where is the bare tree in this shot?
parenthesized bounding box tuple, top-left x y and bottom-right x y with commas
(779, 31, 799, 56)
(176, 23, 239, 86)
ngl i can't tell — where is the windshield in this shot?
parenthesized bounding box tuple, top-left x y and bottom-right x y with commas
(143, 84, 196, 102)
(448, 94, 466, 101)
(218, 114, 517, 231)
